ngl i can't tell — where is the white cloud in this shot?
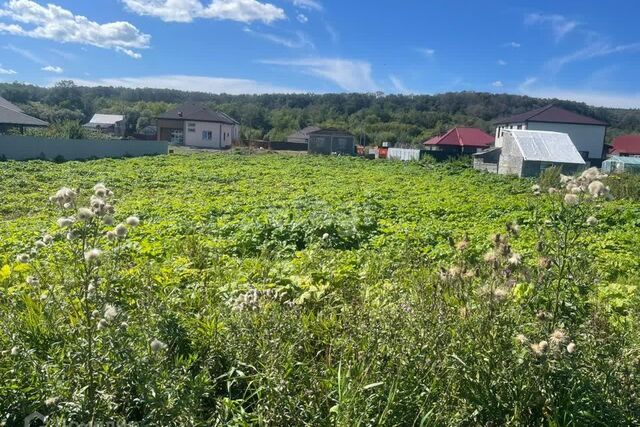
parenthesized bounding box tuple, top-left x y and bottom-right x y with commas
(292, 0, 322, 11)
(297, 13, 308, 23)
(260, 57, 378, 92)
(0, 64, 17, 75)
(497, 59, 507, 66)
(0, 0, 150, 57)
(42, 65, 63, 73)
(547, 41, 640, 73)
(244, 27, 313, 49)
(492, 80, 503, 87)
(525, 13, 578, 41)
(504, 41, 521, 48)
(122, 0, 285, 23)
(417, 48, 435, 57)
(389, 75, 411, 94)
(325, 23, 338, 43)
(115, 46, 143, 59)
(49, 48, 76, 61)
(520, 77, 538, 89)
(64, 75, 302, 94)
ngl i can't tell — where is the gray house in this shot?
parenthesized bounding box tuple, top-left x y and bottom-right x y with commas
(308, 128, 355, 155)
(287, 126, 320, 144)
(83, 114, 126, 137)
(494, 105, 608, 165)
(0, 96, 48, 134)
(475, 129, 585, 177)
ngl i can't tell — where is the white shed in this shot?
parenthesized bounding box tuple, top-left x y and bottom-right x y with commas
(498, 130, 585, 177)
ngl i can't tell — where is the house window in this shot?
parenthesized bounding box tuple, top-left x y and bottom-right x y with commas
(202, 131, 212, 141)
(187, 123, 196, 132)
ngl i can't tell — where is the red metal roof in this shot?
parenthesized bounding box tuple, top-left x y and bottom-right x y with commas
(494, 105, 608, 126)
(611, 135, 640, 155)
(424, 127, 494, 148)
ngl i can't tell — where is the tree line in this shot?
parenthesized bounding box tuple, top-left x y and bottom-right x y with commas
(1, 80, 639, 144)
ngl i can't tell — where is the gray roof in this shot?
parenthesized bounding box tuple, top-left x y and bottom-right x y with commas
(308, 128, 353, 137)
(87, 114, 125, 125)
(0, 96, 23, 112)
(288, 126, 320, 139)
(0, 105, 49, 127)
(507, 130, 585, 165)
(157, 103, 239, 124)
(494, 105, 608, 126)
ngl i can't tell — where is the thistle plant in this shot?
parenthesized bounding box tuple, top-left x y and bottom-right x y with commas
(5, 183, 140, 421)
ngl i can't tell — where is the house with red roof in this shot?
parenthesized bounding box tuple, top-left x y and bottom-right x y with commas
(611, 135, 640, 157)
(494, 105, 608, 165)
(423, 127, 494, 154)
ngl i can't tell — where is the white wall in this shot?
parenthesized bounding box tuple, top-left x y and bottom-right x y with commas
(498, 132, 523, 176)
(526, 122, 605, 160)
(183, 121, 237, 148)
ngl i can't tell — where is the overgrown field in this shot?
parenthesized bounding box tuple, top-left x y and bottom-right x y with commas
(1, 153, 639, 425)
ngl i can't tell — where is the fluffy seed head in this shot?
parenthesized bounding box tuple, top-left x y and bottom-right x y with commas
(104, 304, 118, 322)
(126, 216, 140, 227)
(150, 339, 167, 353)
(586, 216, 598, 226)
(588, 180, 607, 198)
(115, 223, 128, 238)
(34, 240, 46, 249)
(57, 217, 75, 228)
(566, 342, 576, 353)
(106, 231, 117, 241)
(508, 253, 522, 266)
(564, 194, 579, 206)
(550, 329, 568, 346)
(483, 250, 498, 263)
(26, 276, 39, 285)
(515, 334, 528, 345)
(10, 346, 19, 356)
(84, 248, 102, 262)
(42, 234, 53, 244)
(52, 187, 77, 207)
(77, 207, 94, 221)
(103, 215, 114, 226)
(531, 340, 548, 356)
(97, 319, 108, 330)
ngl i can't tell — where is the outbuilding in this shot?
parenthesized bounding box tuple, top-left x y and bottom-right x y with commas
(423, 127, 494, 154)
(475, 129, 586, 177)
(610, 135, 640, 157)
(0, 96, 48, 134)
(83, 114, 126, 137)
(287, 126, 320, 145)
(308, 128, 355, 155)
(602, 156, 640, 174)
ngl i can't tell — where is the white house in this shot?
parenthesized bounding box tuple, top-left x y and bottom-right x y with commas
(84, 114, 126, 137)
(156, 103, 239, 148)
(494, 105, 608, 165)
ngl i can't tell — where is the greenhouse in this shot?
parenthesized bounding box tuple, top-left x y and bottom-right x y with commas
(602, 156, 640, 174)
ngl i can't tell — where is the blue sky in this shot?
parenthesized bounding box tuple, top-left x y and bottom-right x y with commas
(0, 0, 639, 107)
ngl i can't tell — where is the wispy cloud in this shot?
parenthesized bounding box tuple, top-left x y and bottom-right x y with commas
(123, 0, 285, 23)
(416, 47, 435, 58)
(291, 0, 322, 11)
(42, 65, 63, 73)
(296, 13, 308, 23)
(244, 27, 314, 49)
(497, 60, 507, 66)
(260, 57, 378, 92)
(521, 85, 640, 109)
(519, 77, 538, 90)
(49, 48, 76, 61)
(525, 13, 578, 42)
(492, 80, 503, 87)
(324, 23, 338, 43)
(389, 75, 411, 94)
(0, 0, 150, 57)
(0, 64, 17, 75)
(503, 41, 521, 48)
(3, 44, 45, 65)
(546, 41, 640, 73)
(63, 75, 301, 94)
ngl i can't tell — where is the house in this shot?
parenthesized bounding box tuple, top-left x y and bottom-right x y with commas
(308, 128, 355, 155)
(423, 127, 494, 154)
(610, 135, 640, 157)
(475, 129, 585, 177)
(287, 126, 320, 144)
(494, 105, 608, 165)
(83, 114, 126, 137)
(0, 96, 48, 133)
(156, 103, 239, 148)
(602, 156, 640, 174)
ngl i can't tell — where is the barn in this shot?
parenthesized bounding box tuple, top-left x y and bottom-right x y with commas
(308, 128, 355, 155)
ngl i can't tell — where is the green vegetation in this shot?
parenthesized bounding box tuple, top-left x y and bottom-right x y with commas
(0, 153, 639, 425)
(2, 81, 640, 143)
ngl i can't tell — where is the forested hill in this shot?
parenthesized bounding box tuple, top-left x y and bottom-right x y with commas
(2, 81, 639, 144)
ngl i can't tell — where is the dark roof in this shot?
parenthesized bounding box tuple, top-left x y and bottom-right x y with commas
(424, 127, 494, 148)
(0, 105, 49, 127)
(494, 105, 608, 126)
(611, 135, 640, 155)
(157, 103, 239, 124)
(308, 128, 353, 136)
(0, 96, 22, 112)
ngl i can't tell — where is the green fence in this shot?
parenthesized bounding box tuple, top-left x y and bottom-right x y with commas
(0, 135, 168, 161)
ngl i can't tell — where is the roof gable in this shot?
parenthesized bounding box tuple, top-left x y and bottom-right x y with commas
(157, 103, 238, 124)
(288, 126, 320, 139)
(89, 114, 124, 125)
(424, 127, 494, 147)
(0, 96, 22, 113)
(494, 105, 608, 126)
(507, 130, 585, 164)
(0, 105, 49, 127)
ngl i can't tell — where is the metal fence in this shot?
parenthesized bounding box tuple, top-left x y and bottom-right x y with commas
(0, 135, 168, 161)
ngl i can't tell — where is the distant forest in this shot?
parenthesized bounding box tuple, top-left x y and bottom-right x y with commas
(2, 80, 639, 145)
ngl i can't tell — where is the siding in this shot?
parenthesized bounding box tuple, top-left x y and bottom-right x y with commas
(525, 122, 606, 160)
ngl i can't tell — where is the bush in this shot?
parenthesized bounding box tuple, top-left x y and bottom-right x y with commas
(605, 172, 640, 201)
